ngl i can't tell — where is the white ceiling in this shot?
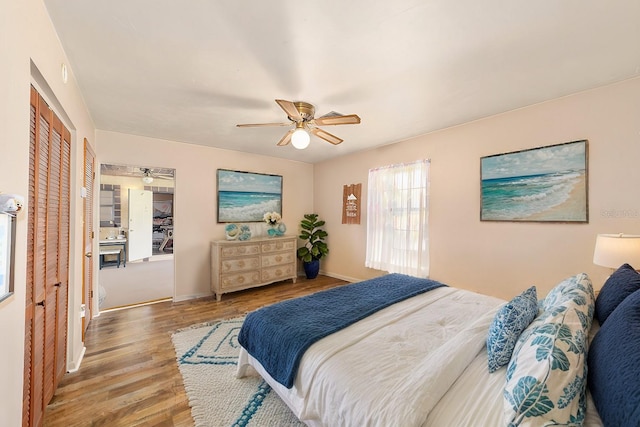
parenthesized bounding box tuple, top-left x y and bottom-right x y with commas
(43, 1, 640, 164)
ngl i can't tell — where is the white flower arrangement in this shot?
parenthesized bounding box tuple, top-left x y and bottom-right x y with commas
(263, 211, 282, 225)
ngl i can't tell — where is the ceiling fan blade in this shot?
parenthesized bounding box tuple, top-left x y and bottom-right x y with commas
(309, 127, 343, 145)
(311, 114, 361, 126)
(276, 99, 303, 122)
(277, 129, 294, 146)
(236, 122, 291, 127)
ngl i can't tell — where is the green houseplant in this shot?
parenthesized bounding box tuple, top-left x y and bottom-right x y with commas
(297, 213, 328, 279)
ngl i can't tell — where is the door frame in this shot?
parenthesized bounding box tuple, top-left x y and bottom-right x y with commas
(82, 139, 95, 338)
(97, 163, 176, 309)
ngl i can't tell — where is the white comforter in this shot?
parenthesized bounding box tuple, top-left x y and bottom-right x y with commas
(237, 286, 504, 427)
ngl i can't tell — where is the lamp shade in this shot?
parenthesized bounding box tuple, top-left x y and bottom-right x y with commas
(142, 175, 154, 184)
(291, 128, 310, 149)
(593, 234, 640, 269)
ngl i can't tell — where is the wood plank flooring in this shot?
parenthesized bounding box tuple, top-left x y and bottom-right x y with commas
(43, 275, 348, 427)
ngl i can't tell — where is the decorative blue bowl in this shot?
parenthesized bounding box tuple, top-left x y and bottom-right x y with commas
(225, 223, 239, 240)
(267, 222, 286, 237)
(238, 224, 252, 241)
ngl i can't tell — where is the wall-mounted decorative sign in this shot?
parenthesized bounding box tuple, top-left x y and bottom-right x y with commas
(342, 183, 362, 224)
(480, 140, 588, 222)
(217, 169, 283, 223)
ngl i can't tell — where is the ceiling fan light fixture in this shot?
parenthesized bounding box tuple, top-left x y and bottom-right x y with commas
(291, 128, 310, 149)
(236, 99, 361, 148)
(141, 169, 154, 184)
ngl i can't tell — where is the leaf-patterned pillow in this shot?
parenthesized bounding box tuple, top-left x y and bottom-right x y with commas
(503, 273, 594, 426)
(486, 286, 538, 373)
(542, 274, 583, 312)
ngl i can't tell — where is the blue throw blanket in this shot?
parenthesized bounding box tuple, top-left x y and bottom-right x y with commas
(238, 273, 447, 388)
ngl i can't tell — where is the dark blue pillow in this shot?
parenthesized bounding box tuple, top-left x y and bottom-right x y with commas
(588, 288, 640, 426)
(595, 263, 640, 324)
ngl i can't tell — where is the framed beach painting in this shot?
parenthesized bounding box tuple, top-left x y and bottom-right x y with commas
(480, 140, 588, 222)
(217, 169, 283, 223)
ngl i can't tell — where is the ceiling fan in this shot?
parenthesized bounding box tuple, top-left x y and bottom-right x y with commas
(140, 168, 174, 184)
(236, 99, 361, 149)
(101, 164, 174, 180)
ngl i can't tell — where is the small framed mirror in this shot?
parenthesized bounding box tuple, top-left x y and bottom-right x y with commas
(0, 212, 16, 303)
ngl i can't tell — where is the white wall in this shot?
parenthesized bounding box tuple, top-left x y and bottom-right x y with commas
(1, 0, 97, 424)
(95, 131, 314, 301)
(315, 77, 640, 300)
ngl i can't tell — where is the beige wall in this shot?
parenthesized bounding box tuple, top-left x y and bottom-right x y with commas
(316, 77, 640, 300)
(95, 130, 314, 302)
(1, 0, 97, 424)
(1, 2, 637, 425)
(0, 2, 30, 423)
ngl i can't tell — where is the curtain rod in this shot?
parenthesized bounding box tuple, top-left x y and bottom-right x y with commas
(369, 158, 430, 172)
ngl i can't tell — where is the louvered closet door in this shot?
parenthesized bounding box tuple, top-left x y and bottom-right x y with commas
(24, 87, 44, 427)
(24, 86, 71, 427)
(43, 104, 61, 405)
(57, 125, 70, 384)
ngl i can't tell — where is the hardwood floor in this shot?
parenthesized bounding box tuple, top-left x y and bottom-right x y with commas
(43, 275, 348, 427)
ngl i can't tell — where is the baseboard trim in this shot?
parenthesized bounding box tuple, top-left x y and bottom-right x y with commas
(67, 345, 86, 373)
(173, 292, 211, 303)
(318, 270, 360, 283)
(101, 297, 173, 312)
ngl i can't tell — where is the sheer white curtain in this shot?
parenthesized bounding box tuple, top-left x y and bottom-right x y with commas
(365, 159, 430, 277)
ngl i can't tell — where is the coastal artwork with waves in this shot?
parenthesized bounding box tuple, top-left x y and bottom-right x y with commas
(481, 140, 588, 222)
(217, 169, 282, 222)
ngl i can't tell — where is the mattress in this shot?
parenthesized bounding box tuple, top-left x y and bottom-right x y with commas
(237, 275, 606, 426)
(423, 343, 603, 427)
(238, 286, 505, 426)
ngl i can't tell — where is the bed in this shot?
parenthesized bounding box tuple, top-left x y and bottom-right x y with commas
(237, 268, 640, 426)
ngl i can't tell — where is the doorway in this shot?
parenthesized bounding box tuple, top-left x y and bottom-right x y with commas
(98, 164, 175, 310)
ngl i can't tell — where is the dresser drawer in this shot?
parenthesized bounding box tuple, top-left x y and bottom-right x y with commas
(220, 256, 260, 273)
(221, 244, 260, 258)
(261, 239, 296, 254)
(261, 252, 295, 267)
(262, 264, 295, 282)
(220, 271, 261, 290)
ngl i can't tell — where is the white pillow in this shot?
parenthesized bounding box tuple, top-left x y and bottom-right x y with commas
(503, 273, 594, 426)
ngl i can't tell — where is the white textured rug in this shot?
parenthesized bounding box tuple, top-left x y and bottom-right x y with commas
(171, 317, 304, 427)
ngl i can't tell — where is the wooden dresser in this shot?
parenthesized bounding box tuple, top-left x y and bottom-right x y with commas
(210, 235, 297, 301)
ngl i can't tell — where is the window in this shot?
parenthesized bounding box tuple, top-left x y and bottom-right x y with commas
(365, 159, 430, 277)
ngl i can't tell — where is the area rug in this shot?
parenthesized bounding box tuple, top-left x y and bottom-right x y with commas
(171, 317, 304, 427)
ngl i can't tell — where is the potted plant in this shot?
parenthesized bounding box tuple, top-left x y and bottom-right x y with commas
(297, 213, 328, 279)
